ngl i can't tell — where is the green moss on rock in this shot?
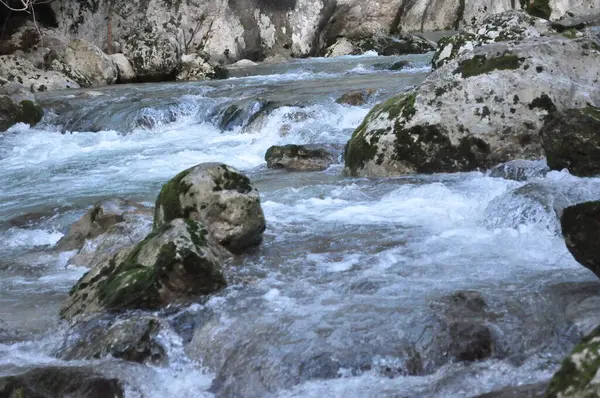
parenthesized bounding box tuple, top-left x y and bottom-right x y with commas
(456, 53, 524, 78)
(582, 106, 600, 121)
(153, 169, 192, 228)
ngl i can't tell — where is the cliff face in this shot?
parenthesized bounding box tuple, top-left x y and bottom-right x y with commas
(41, 0, 600, 64)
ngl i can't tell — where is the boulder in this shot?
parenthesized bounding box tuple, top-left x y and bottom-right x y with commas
(336, 89, 376, 106)
(265, 144, 338, 171)
(0, 93, 43, 132)
(546, 324, 600, 398)
(489, 159, 549, 181)
(0, 55, 80, 92)
(122, 28, 181, 82)
(109, 53, 136, 83)
(56, 198, 152, 252)
(560, 201, 600, 279)
(60, 218, 226, 319)
(541, 107, 600, 177)
(432, 11, 549, 70)
(0, 367, 123, 398)
(176, 54, 229, 81)
(324, 37, 357, 57)
(153, 163, 266, 254)
(344, 36, 600, 177)
(551, 7, 600, 32)
(58, 314, 166, 364)
(62, 39, 118, 87)
(325, 35, 435, 57)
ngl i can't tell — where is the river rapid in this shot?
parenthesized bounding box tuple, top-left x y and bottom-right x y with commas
(1, 52, 600, 397)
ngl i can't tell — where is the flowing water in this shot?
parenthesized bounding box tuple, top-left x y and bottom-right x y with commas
(1, 52, 600, 397)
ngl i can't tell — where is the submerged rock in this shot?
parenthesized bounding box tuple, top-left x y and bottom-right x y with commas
(432, 11, 549, 70)
(154, 163, 266, 254)
(344, 36, 600, 177)
(561, 201, 600, 279)
(265, 144, 338, 171)
(60, 218, 226, 319)
(0, 366, 123, 398)
(0, 93, 43, 132)
(59, 314, 166, 364)
(489, 159, 549, 181)
(56, 198, 152, 252)
(336, 89, 376, 106)
(546, 324, 600, 397)
(541, 107, 600, 177)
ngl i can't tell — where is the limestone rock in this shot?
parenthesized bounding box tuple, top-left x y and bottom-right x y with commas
(541, 107, 600, 177)
(176, 54, 229, 81)
(0, 91, 43, 132)
(122, 29, 181, 82)
(56, 198, 152, 252)
(325, 35, 435, 57)
(0, 366, 123, 398)
(265, 144, 338, 171)
(0, 55, 79, 92)
(154, 163, 266, 254)
(336, 89, 376, 106)
(63, 39, 118, 87)
(344, 36, 600, 177)
(432, 10, 549, 70)
(560, 201, 600, 279)
(551, 6, 600, 32)
(60, 218, 226, 319)
(546, 324, 600, 397)
(109, 53, 136, 83)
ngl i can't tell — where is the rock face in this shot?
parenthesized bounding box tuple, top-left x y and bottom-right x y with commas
(0, 367, 124, 398)
(344, 36, 600, 177)
(431, 10, 549, 69)
(265, 144, 338, 171)
(154, 163, 266, 254)
(0, 87, 44, 131)
(541, 107, 600, 177)
(56, 198, 151, 252)
(59, 314, 166, 364)
(560, 201, 600, 279)
(60, 218, 226, 319)
(546, 324, 600, 398)
(0, 55, 79, 92)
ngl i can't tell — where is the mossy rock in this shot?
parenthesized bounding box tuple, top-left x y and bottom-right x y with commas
(0, 95, 44, 132)
(154, 163, 265, 254)
(265, 144, 337, 171)
(455, 52, 524, 78)
(60, 218, 226, 319)
(547, 324, 600, 397)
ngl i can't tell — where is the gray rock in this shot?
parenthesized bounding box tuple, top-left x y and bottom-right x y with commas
(58, 314, 166, 364)
(344, 36, 600, 177)
(60, 218, 226, 319)
(56, 198, 152, 253)
(122, 28, 181, 82)
(0, 54, 80, 92)
(336, 89, 376, 106)
(176, 53, 228, 81)
(475, 382, 548, 397)
(109, 53, 136, 83)
(0, 90, 43, 132)
(432, 11, 549, 69)
(489, 159, 549, 181)
(0, 366, 123, 398)
(541, 107, 600, 177)
(552, 7, 600, 31)
(153, 163, 266, 254)
(265, 144, 338, 171)
(62, 39, 118, 87)
(560, 201, 600, 279)
(325, 34, 435, 57)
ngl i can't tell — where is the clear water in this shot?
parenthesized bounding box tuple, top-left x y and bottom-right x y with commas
(1, 52, 599, 397)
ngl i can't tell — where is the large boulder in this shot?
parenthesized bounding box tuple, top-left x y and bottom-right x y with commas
(62, 39, 118, 87)
(60, 218, 226, 319)
(122, 28, 181, 82)
(176, 54, 228, 81)
(551, 6, 600, 32)
(324, 35, 435, 57)
(0, 55, 79, 92)
(153, 163, 266, 254)
(541, 107, 600, 177)
(109, 53, 136, 83)
(58, 314, 166, 364)
(344, 36, 600, 177)
(0, 367, 123, 398)
(560, 201, 600, 279)
(0, 90, 43, 131)
(56, 198, 152, 252)
(546, 324, 600, 397)
(265, 144, 338, 171)
(432, 10, 549, 70)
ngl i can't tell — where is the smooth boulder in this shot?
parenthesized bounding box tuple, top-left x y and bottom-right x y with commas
(109, 53, 136, 83)
(265, 144, 338, 171)
(546, 324, 600, 398)
(60, 218, 226, 319)
(432, 10, 549, 69)
(541, 107, 600, 177)
(153, 163, 266, 254)
(63, 39, 118, 87)
(560, 201, 600, 279)
(344, 36, 600, 177)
